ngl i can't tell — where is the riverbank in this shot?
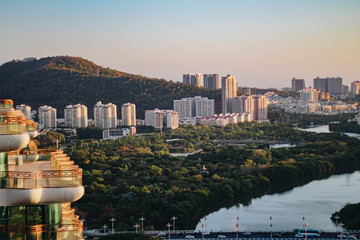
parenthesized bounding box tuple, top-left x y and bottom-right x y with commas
(69, 123, 360, 231)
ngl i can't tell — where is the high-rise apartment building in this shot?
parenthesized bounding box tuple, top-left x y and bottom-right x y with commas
(94, 101, 117, 129)
(174, 96, 214, 118)
(16, 104, 31, 119)
(121, 103, 136, 126)
(174, 98, 193, 118)
(231, 95, 268, 121)
(183, 74, 203, 87)
(64, 104, 88, 128)
(299, 88, 319, 103)
(38, 105, 57, 129)
(342, 85, 349, 95)
(145, 109, 179, 129)
(351, 81, 360, 95)
(291, 78, 305, 91)
(203, 74, 219, 89)
(0, 99, 84, 239)
(253, 95, 268, 121)
(145, 109, 163, 129)
(313, 77, 343, 95)
(163, 110, 179, 129)
(221, 75, 237, 114)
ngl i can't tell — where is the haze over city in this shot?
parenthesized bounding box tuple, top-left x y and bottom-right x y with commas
(1, 0, 359, 88)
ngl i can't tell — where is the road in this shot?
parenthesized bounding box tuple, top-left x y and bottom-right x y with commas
(85, 230, 359, 239)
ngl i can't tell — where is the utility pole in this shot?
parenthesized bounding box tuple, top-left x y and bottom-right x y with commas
(110, 217, 116, 233)
(140, 217, 145, 231)
(171, 216, 177, 233)
(166, 223, 171, 240)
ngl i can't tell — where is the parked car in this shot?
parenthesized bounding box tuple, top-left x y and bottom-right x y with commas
(243, 232, 252, 236)
(218, 234, 226, 238)
(185, 235, 195, 239)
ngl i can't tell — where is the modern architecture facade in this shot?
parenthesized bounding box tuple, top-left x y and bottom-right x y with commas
(145, 109, 163, 129)
(64, 104, 88, 128)
(103, 127, 136, 140)
(231, 95, 269, 121)
(291, 78, 305, 91)
(203, 74, 219, 89)
(38, 105, 57, 129)
(183, 74, 203, 87)
(16, 104, 31, 120)
(94, 101, 117, 129)
(145, 109, 179, 129)
(351, 81, 360, 95)
(174, 98, 193, 118)
(162, 110, 179, 129)
(313, 77, 343, 95)
(121, 103, 136, 126)
(174, 96, 214, 118)
(0, 99, 84, 239)
(221, 75, 237, 114)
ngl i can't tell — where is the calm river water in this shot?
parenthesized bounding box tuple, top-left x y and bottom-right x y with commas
(195, 125, 360, 232)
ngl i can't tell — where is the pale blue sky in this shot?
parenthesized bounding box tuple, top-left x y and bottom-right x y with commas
(1, 0, 359, 88)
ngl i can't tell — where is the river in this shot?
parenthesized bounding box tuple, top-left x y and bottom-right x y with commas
(195, 125, 360, 232)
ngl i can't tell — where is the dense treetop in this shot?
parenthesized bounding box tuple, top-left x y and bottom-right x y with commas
(0, 56, 221, 118)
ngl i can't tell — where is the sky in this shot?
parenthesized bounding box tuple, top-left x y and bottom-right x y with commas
(1, 0, 359, 88)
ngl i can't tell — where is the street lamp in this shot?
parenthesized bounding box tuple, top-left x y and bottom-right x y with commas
(304, 222, 308, 240)
(134, 223, 140, 233)
(110, 217, 116, 233)
(102, 224, 108, 235)
(171, 216, 177, 233)
(236, 216, 239, 240)
(334, 215, 340, 226)
(140, 217, 145, 231)
(166, 223, 172, 240)
(340, 222, 344, 240)
(270, 216, 273, 240)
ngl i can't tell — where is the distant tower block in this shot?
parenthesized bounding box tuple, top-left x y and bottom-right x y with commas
(221, 75, 237, 114)
(291, 78, 305, 91)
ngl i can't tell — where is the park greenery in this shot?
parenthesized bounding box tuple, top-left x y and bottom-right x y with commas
(56, 123, 360, 230)
(332, 203, 360, 230)
(268, 109, 354, 127)
(329, 121, 360, 134)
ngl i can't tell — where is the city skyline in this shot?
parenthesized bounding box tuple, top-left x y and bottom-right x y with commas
(1, 0, 359, 88)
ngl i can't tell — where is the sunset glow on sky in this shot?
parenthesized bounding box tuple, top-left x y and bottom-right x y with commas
(1, 0, 359, 88)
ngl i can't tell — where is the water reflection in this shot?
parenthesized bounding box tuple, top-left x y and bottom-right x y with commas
(195, 125, 360, 232)
(195, 171, 360, 232)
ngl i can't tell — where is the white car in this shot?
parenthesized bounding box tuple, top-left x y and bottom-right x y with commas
(185, 235, 195, 239)
(218, 234, 226, 238)
(243, 232, 252, 236)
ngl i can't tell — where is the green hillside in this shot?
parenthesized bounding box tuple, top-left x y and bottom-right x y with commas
(0, 56, 221, 118)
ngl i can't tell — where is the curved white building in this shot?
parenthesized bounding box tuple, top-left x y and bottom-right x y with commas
(0, 99, 84, 239)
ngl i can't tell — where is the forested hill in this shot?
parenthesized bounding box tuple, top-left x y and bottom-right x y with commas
(0, 56, 221, 118)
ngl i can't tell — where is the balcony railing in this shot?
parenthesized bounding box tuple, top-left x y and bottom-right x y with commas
(0, 169, 82, 189)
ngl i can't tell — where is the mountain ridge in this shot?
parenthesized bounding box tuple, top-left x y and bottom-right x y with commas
(0, 56, 221, 118)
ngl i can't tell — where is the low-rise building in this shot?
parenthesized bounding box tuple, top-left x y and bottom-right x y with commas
(103, 127, 136, 139)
